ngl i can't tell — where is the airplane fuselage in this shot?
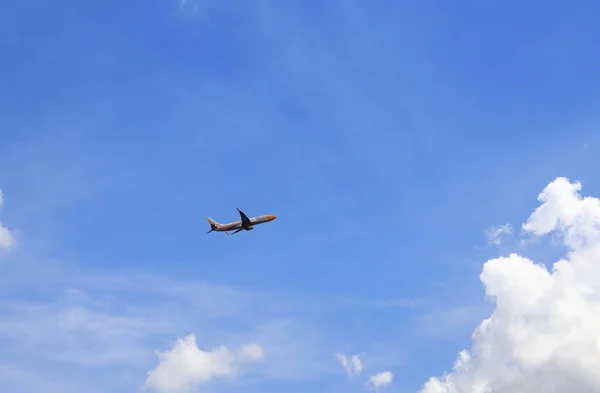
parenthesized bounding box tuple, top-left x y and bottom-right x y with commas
(206, 209, 276, 235)
(215, 215, 276, 232)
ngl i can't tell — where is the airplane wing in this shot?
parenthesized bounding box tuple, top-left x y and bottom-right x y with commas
(237, 208, 252, 227)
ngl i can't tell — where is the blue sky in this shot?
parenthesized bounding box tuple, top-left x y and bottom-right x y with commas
(1, 1, 600, 392)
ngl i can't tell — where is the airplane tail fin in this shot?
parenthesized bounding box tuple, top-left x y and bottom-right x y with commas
(206, 217, 221, 233)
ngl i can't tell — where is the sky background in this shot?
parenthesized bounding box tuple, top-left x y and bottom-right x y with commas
(1, 0, 600, 392)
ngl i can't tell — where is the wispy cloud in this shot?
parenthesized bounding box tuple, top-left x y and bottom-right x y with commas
(334, 352, 363, 378)
(412, 304, 491, 340)
(485, 223, 512, 246)
(0, 189, 16, 252)
(419, 177, 600, 393)
(345, 296, 430, 309)
(0, 258, 359, 391)
(177, 0, 210, 16)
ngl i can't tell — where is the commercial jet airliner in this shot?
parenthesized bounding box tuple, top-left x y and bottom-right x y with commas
(206, 208, 277, 235)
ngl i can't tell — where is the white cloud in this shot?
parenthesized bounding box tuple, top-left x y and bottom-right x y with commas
(335, 353, 363, 378)
(366, 371, 393, 391)
(178, 0, 207, 14)
(0, 189, 16, 251)
(0, 258, 355, 392)
(485, 223, 512, 245)
(240, 342, 265, 361)
(142, 334, 264, 393)
(0, 225, 15, 251)
(419, 177, 600, 393)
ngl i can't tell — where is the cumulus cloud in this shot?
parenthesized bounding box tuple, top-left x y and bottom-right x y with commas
(0, 189, 16, 251)
(485, 223, 512, 245)
(366, 371, 393, 391)
(419, 177, 600, 393)
(335, 353, 363, 378)
(142, 334, 264, 393)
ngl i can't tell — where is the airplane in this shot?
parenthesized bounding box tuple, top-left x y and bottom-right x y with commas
(206, 208, 277, 235)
